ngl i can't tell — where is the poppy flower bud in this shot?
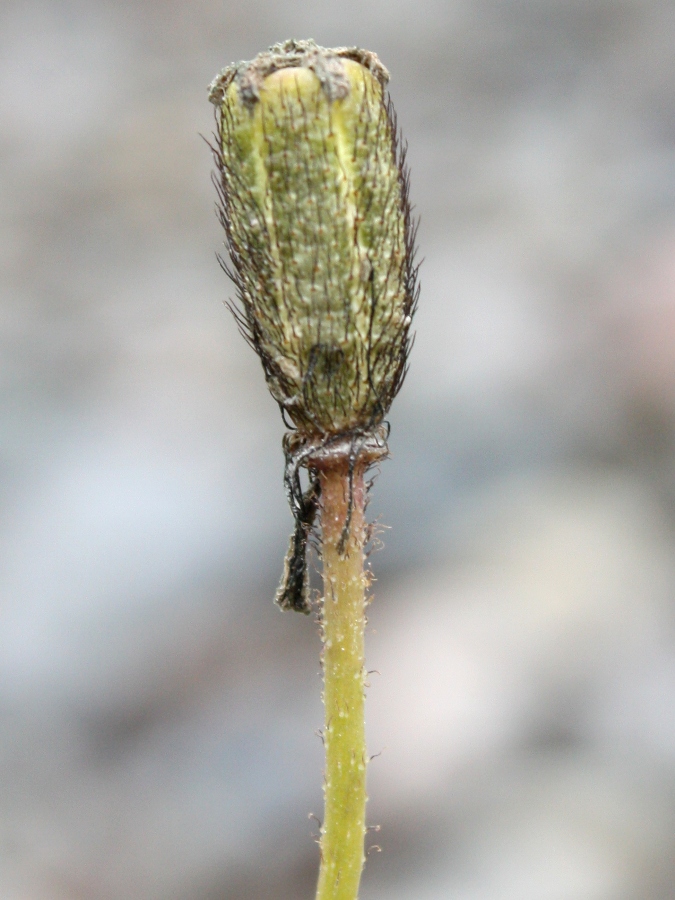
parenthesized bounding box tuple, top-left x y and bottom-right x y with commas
(209, 39, 418, 437)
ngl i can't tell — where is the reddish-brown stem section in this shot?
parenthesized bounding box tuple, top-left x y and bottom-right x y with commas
(315, 462, 368, 900)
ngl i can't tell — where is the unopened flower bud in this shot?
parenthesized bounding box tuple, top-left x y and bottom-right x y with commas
(209, 39, 418, 437)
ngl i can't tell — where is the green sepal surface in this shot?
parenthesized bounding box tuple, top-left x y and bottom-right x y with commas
(216, 53, 413, 435)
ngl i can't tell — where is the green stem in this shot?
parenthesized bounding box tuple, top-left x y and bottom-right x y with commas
(315, 462, 368, 900)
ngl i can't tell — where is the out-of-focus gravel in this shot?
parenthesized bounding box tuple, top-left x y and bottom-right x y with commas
(1, 1, 675, 898)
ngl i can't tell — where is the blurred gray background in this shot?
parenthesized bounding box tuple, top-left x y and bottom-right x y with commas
(2, 0, 675, 898)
